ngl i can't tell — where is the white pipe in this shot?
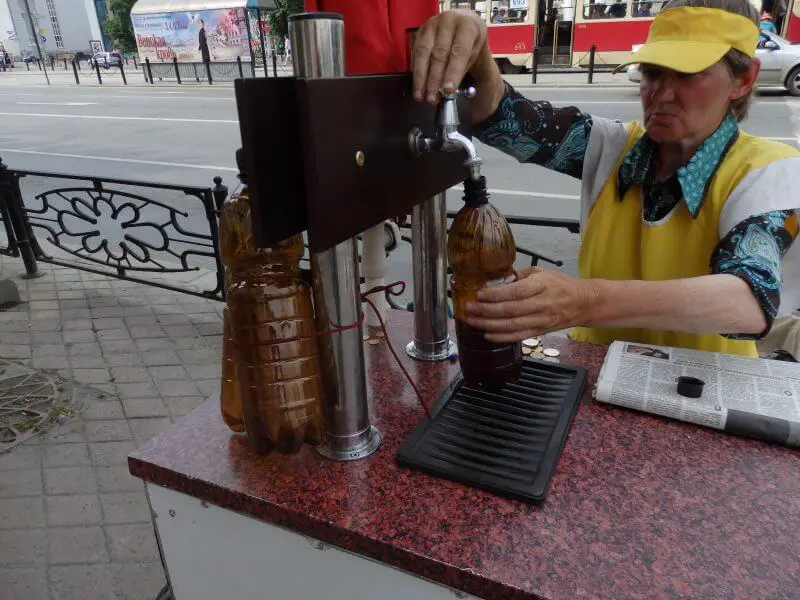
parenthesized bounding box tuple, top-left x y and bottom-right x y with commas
(361, 223, 387, 328)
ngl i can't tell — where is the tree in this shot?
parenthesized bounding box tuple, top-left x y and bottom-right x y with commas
(266, 0, 304, 47)
(105, 0, 137, 54)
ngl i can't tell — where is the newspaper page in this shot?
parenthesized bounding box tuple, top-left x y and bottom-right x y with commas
(595, 341, 800, 448)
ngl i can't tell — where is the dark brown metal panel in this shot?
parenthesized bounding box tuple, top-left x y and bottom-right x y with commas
(234, 77, 307, 248)
(296, 73, 473, 252)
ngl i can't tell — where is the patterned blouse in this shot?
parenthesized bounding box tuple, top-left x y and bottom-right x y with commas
(473, 82, 798, 339)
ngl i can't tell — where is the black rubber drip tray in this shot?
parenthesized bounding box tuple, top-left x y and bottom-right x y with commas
(397, 357, 586, 504)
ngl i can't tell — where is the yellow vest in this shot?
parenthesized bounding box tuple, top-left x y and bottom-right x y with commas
(571, 122, 799, 356)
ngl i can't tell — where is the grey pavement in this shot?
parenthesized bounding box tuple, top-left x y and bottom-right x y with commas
(0, 252, 224, 600)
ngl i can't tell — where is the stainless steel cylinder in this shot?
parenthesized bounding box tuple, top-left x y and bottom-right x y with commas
(406, 192, 456, 361)
(290, 13, 381, 461)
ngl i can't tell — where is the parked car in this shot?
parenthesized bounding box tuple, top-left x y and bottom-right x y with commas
(626, 44, 643, 83)
(755, 31, 800, 96)
(89, 52, 122, 69)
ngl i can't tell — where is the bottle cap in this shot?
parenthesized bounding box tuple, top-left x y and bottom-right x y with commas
(677, 376, 704, 398)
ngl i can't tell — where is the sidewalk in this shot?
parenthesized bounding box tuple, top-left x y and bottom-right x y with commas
(0, 252, 226, 600)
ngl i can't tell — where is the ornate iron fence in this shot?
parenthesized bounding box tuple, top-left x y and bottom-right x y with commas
(0, 159, 228, 300)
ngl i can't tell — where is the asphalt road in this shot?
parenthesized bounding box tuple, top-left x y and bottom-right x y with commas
(0, 77, 797, 304)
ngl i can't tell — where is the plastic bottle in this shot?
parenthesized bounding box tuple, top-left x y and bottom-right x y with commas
(225, 150, 326, 454)
(448, 176, 522, 390)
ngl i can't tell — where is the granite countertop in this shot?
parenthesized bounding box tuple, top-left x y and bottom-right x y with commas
(129, 310, 800, 600)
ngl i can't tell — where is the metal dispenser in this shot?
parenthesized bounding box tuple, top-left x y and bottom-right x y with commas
(234, 12, 481, 461)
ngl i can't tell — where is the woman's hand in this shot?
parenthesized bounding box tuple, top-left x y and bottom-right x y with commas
(412, 11, 504, 122)
(464, 267, 598, 342)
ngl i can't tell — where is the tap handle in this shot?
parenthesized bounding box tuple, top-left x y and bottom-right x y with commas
(440, 86, 477, 101)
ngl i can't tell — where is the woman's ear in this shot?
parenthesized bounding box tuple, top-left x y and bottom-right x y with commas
(731, 57, 760, 100)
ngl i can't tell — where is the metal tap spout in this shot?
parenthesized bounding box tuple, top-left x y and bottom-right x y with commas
(442, 130, 482, 180)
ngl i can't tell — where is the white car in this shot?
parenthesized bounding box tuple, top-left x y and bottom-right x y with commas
(626, 44, 643, 83)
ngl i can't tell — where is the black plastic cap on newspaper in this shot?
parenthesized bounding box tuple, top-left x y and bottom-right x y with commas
(677, 376, 704, 398)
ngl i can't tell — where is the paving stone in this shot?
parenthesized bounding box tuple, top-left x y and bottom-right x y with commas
(0, 568, 48, 600)
(147, 365, 188, 381)
(156, 313, 191, 325)
(122, 305, 153, 316)
(129, 418, 172, 445)
(91, 307, 123, 318)
(32, 344, 67, 357)
(82, 400, 125, 421)
(138, 350, 180, 367)
(163, 396, 205, 417)
(171, 336, 208, 350)
(100, 492, 152, 524)
(156, 379, 200, 397)
(63, 329, 97, 344)
(130, 325, 167, 339)
(57, 290, 86, 300)
(89, 441, 137, 466)
(88, 297, 119, 308)
(41, 443, 91, 468)
(178, 349, 219, 364)
(62, 319, 92, 331)
(152, 304, 183, 316)
(0, 469, 43, 497)
(30, 331, 63, 345)
(135, 338, 174, 352)
(101, 340, 137, 354)
(162, 325, 198, 339)
(0, 529, 47, 567)
(96, 328, 132, 341)
(184, 302, 218, 314)
(110, 367, 151, 383)
(41, 422, 87, 444)
(125, 316, 157, 328)
(195, 322, 224, 336)
(3, 332, 31, 344)
(0, 445, 41, 471)
(0, 497, 45, 528)
(122, 398, 169, 419)
(73, 368, 111, 384)
(92, 317, 126, 330)
(48, 564, 114, 600)
(59, 309, 91, 320)
(84, 420, 132, 442)
(45, 494, 102, 526)
(29, 300, 59, 311)
(30, 320, 60, 332)
(197, 379, 221, 398)
(44, 466, 98, 495)
(96, 465, 144, 493)
(115, 382, 157, 399)
(32, 355, 70, 370)
(109, 562, 167, 600)
(59, 299, 88, 309)
(48, 526, 109, 565)
(67, 342, 101, 357)
(105, 353, 144, 368)
(69, 355, 107, 369)
(106, 523, 160, 562)
(184, 363, 220, 380)
(0, 344, 31, 359)
(30, 309, 61, 321)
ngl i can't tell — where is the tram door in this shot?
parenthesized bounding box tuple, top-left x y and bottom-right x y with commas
(536, 0, 574, 64)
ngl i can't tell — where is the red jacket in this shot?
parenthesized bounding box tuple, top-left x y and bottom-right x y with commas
(304, 0, 437, 74)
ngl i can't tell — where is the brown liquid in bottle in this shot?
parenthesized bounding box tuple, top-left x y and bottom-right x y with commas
(224, 150, 325, 454)
(448, 176, 522, 390)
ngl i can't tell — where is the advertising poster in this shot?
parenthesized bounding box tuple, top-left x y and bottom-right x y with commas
(132, 8, 248, 62)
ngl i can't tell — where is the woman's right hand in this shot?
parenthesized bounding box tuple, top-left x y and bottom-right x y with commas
(412, 11, 504, 121)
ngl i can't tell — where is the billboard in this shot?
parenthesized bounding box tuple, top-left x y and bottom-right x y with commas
(132, 8, 249, 62)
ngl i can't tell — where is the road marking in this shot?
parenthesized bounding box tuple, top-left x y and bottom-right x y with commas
(450, 184, 579, 200)
(0, 111, 237, 124)
(0, 148, 237, 171)
(17, 101, 98, 106)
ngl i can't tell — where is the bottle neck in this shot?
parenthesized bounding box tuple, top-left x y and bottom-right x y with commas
(462, 176, 488, 207)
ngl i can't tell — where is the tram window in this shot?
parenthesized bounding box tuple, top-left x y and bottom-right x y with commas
(632, 0, 667, 16)
(584, 0, 628, 18)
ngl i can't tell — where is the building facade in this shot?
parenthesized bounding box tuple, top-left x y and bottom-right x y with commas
(4, 0, 106, 57)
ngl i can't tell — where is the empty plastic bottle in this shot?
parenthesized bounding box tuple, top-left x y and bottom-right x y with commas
(225, 149, 326, 454)
(448, 176, 522, 390)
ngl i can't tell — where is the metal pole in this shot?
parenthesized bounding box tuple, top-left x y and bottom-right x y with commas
(272, 49, 277, 77)
(531, 28, 538, 84)
(290, 13, 381, 461)
(405, 28, 455, 362)
(71, 59, 79, 84)
(21, 0, 49, 85)
(236, 55, 243, 78)
(145, 57, 153, 84)
(119, 61, 127, 85)
(205, 61, 213, 85)
(244, 8, 257, 72)
(173, 57, 181, 84)
(95, 59, 102, 84)
(257, 8, 268, 72)
(588, 43, 596, 84)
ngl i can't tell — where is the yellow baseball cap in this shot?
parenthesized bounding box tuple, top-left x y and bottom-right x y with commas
(614, 6, 759, 74)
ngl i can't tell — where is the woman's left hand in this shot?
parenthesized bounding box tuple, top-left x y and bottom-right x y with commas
(464, 267, 597, 342)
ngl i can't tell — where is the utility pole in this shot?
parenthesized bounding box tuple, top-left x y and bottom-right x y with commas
(20, 0, 49, 85)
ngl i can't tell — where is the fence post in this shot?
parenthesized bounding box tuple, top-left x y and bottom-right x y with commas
(237, 55, 243, 79)
(63, 58, 67, 70)
(531, 47, 538, 85)
(211, 176, 228, 211)
(25, 60, 29, 71)
(588, 44, 596, 85)
(0, 158, 39, 278)
(272, 50, 277, 77)
(205, 61, 213, 85)
(50, 56, 54, 70)
(72, 60, 80, 84)
(133, 54, 138, 69)
(37, 59, 41, 70)
(77, 59, 81, 71)
(95, 59, 102, 84)
(173, 57, 181, 84)
(145, 58, 153, 84)
(193, 63, 199, 83)
(119, 61, 127, 85)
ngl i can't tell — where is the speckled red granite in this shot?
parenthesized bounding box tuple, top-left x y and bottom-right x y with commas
(130, 310, 800, 600)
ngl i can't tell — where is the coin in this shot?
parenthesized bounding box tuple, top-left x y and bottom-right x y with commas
(542, 348, 560, 357)
(522, 346, 532, 356)
(362, 334, 369, 341)
(522, 337, 540, 348)
(543, 356, 560, 363)
(375, 331, 385, 338)
(367, 338, 380, 345)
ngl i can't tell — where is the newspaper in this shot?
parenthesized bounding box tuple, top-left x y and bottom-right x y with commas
(595, 341, 800, 448)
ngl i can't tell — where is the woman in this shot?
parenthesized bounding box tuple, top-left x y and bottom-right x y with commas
(412, 0, 800, 357)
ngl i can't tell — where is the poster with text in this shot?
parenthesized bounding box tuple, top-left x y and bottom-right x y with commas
(132, 8, 249, 62)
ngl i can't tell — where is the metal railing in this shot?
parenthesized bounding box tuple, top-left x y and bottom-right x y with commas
(144, 57, 257, 85)
(0, 157, 228, 299)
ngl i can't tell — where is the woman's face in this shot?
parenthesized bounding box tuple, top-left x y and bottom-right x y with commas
(639, 61, 754, 145)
